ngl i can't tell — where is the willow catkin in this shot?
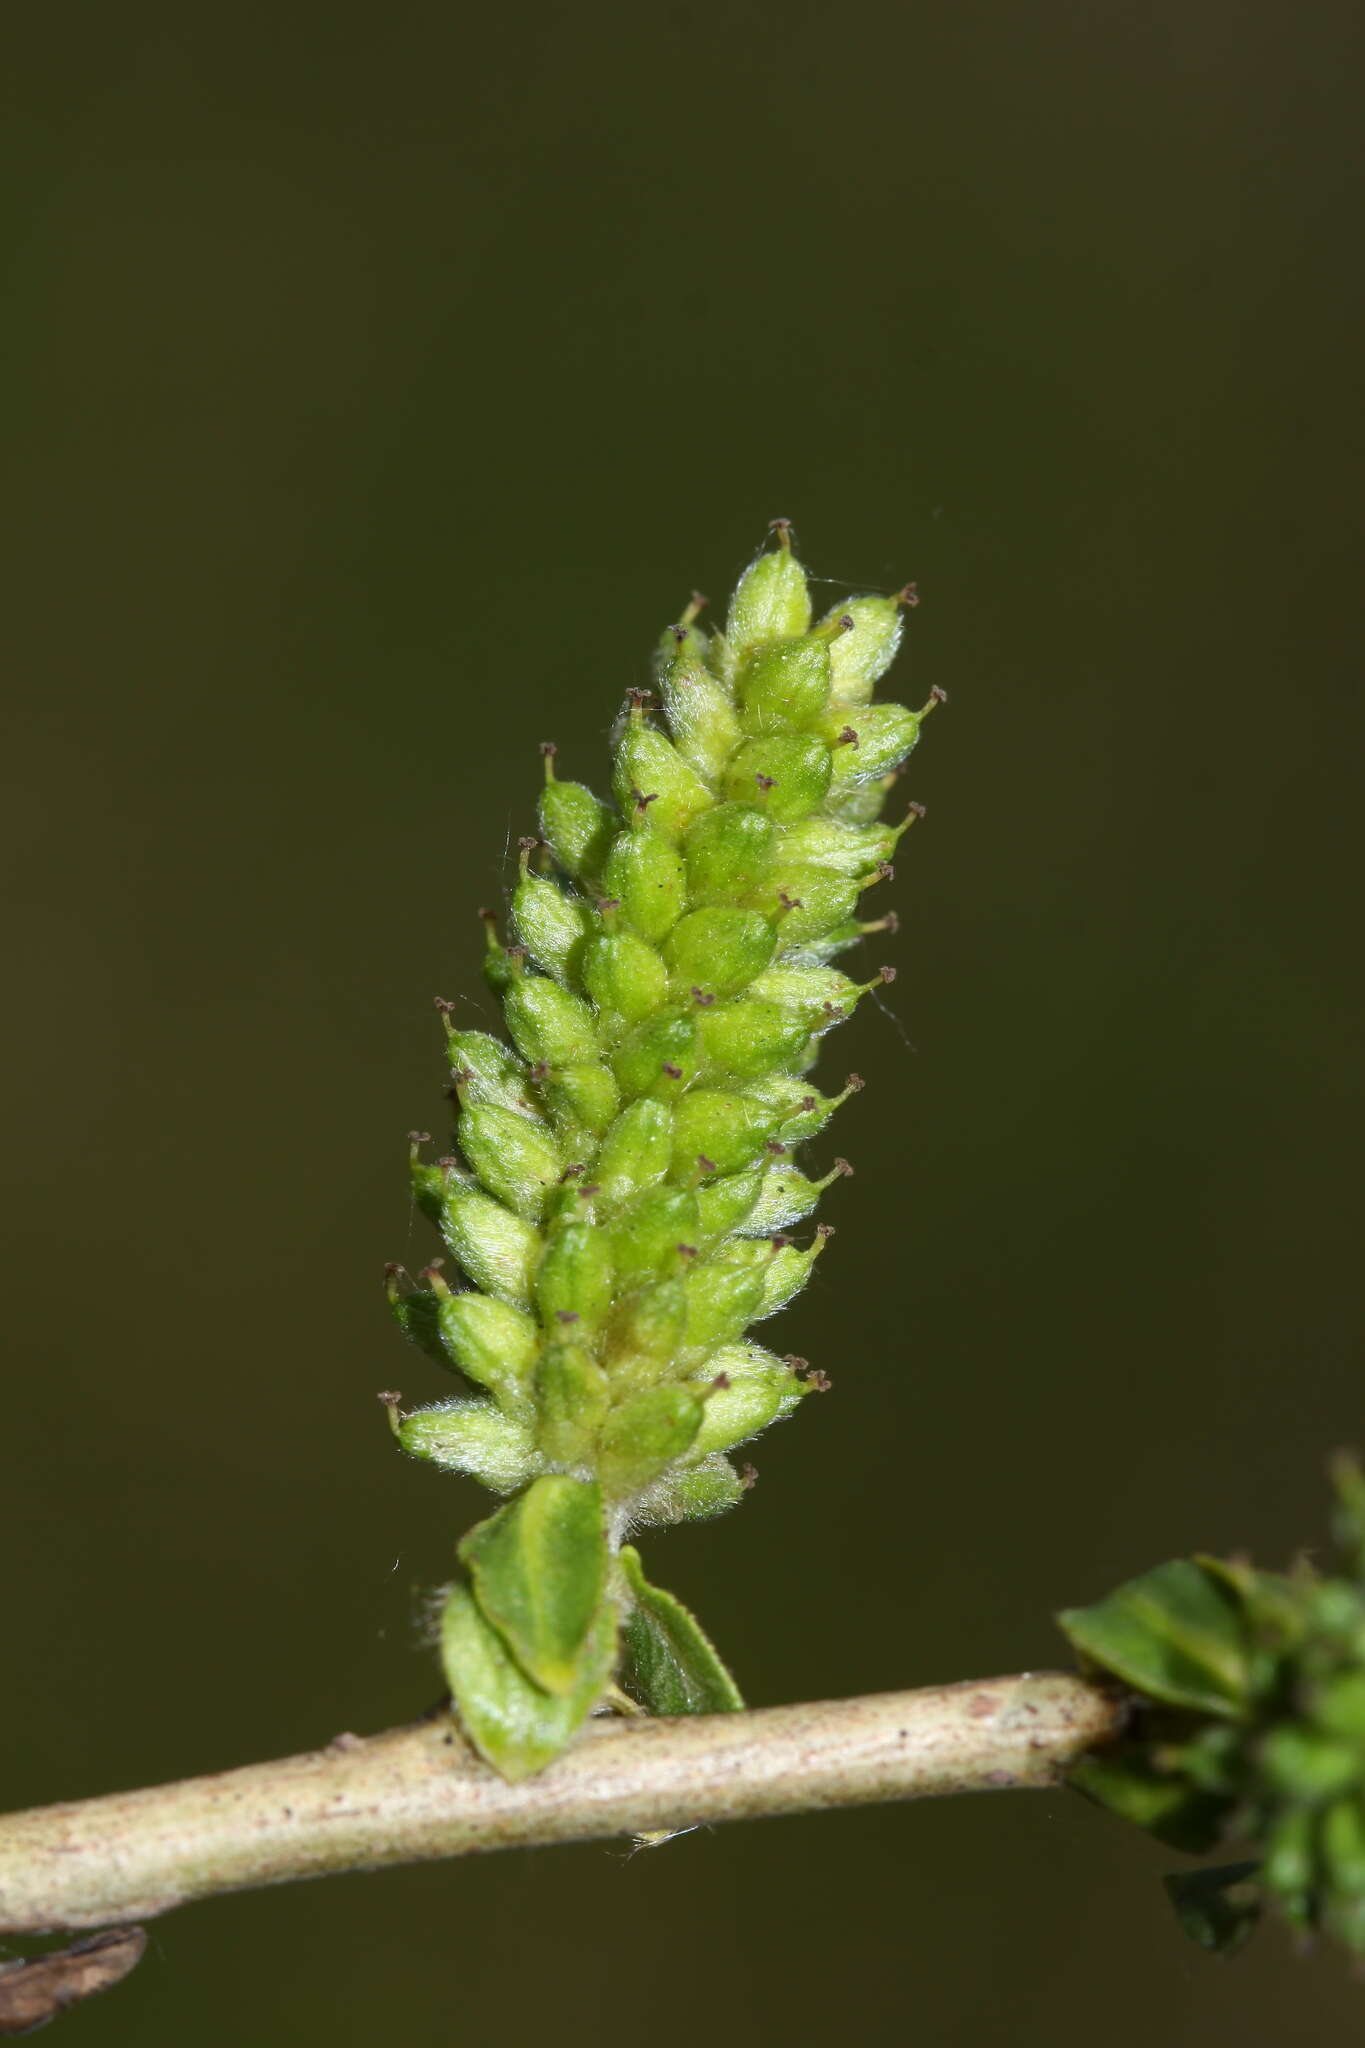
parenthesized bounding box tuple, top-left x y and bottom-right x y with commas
(385, 523, 942, 1776)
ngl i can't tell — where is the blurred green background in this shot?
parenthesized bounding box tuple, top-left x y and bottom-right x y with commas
(4, 0, 1363, 2039)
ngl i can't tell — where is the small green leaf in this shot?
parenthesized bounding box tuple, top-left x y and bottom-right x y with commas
(618, 1545, 745, 1715)
(1068, 1751, 1233, 1854)
(1058, 1560, 1252, 1716)
(458, 1475, 608, 1696)
(1194, 1553, 1309, 1654)
(1163, 1862, 1262, 1956)
(440, 1580, 616, 1781)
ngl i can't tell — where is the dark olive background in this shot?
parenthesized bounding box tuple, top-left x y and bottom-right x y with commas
(4, 1, 1363, 2040)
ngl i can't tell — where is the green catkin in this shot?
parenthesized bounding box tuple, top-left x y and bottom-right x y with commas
(386, 525, 941, 1778)
(1058, 1455, 1365, 1961)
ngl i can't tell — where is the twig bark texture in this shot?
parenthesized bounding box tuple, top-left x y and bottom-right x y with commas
(0, 1673, 1123, 1935)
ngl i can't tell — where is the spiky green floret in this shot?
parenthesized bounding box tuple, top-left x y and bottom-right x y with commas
(385, 525, 940, 1776)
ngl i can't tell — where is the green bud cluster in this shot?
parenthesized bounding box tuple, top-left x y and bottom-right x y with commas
(1059, 1457, 1365, 1958)
(385, 525, 940, 1777)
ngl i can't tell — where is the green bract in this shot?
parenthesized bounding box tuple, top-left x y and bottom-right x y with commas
(386, 525, 939, 1778)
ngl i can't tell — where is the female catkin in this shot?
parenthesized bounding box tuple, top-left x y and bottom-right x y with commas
(386, 526, 942, 1778)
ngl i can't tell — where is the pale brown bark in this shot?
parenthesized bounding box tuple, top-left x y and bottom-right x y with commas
(0, 1672, 1124, 1936)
